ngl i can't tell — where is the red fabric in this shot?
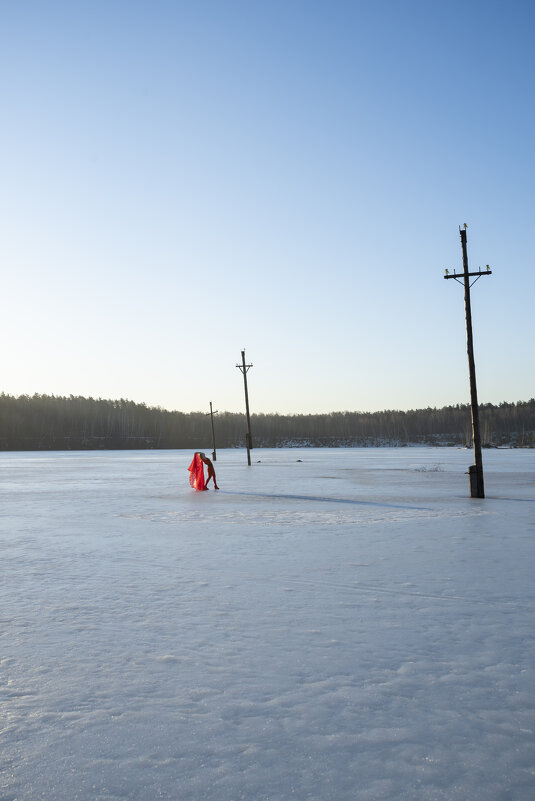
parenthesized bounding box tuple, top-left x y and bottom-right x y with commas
(188, 453, 206, 491)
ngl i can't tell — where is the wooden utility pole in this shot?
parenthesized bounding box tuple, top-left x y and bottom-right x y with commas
(444, 225, 492, 498)
(204, 401, 218, 461)
(236, 349, 253, 465)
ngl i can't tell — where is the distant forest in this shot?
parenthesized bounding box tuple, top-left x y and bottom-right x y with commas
(1, 393, 534, 451)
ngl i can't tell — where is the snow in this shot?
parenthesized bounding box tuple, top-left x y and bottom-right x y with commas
(1, 447, 534, 801)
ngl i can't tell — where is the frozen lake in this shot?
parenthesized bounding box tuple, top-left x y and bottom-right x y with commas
(1, 447, 534, 800)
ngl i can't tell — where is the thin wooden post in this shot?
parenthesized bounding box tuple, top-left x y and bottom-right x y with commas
(236, 349, 253, 466)
(444, 225, 492, 498)
(207, 401, 217, 461)
(460, 228, 484, 497)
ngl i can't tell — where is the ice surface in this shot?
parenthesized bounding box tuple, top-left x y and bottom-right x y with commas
(1, 447, 534, 800)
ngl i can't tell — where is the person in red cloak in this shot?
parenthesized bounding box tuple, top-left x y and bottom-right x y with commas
(187, 452, 206, 491)
(199, 452, 219, 490)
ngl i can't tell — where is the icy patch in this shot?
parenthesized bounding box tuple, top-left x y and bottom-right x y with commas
(1, 447, 534, 800)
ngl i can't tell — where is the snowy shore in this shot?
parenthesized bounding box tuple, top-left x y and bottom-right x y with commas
(1, 447, 534, 800)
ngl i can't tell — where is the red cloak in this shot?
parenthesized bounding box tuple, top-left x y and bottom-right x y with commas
(188, 452, 206, 491)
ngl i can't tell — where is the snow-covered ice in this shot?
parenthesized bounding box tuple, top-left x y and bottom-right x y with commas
(1, 447, 534, 801)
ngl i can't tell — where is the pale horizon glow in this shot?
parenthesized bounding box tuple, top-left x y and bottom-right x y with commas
(1, 1, 534, 414)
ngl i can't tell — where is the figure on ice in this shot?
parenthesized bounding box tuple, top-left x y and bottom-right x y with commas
(200, 452, 219, 489)
(188, 452, 219, 491)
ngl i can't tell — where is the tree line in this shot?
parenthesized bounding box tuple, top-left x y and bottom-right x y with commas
(1, 393, 534, 451)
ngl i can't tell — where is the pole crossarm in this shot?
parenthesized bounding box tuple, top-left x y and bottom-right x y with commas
(236, 363, 253, 373)
(444, 269, 492, 288)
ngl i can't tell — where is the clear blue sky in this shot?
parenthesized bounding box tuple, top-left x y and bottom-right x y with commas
(1, 0, 533, 414)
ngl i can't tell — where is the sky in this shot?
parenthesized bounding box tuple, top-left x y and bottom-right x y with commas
(1, 0, 534, 415)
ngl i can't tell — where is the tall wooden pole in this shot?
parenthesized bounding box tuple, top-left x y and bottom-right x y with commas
(460, 228, 484, 497)
(236, 349, 253, 466)
(209, 401, 217, 461)
(444, 225, 492, 498)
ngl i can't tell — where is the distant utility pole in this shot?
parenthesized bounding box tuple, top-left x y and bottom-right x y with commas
(236, 349, 253, 466)
(444, 224, 492, 498)
(205, 401, 218, 461)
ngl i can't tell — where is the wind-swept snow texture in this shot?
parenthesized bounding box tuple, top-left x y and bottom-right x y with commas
(1, 448, 534, 801)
